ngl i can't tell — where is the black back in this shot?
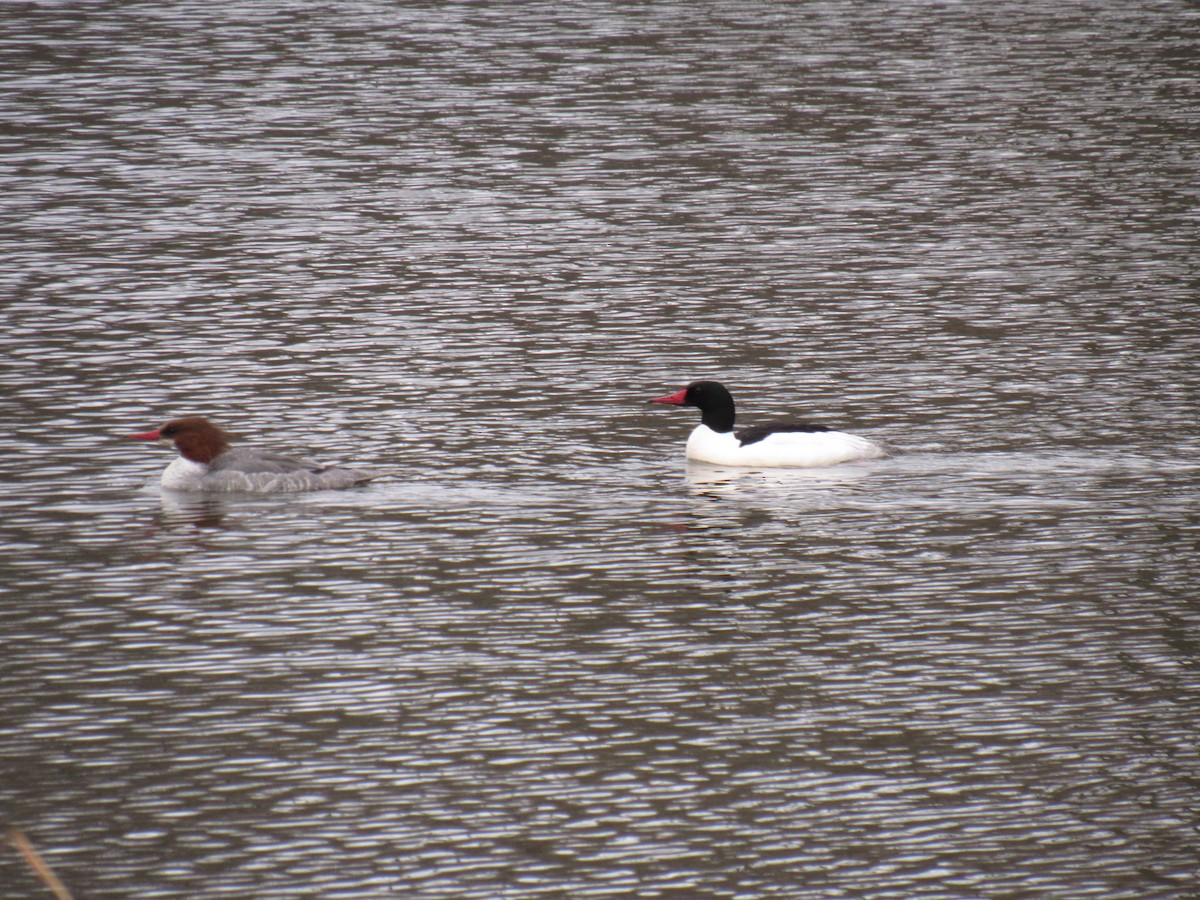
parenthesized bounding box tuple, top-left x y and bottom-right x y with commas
(736, 421, 830, 447)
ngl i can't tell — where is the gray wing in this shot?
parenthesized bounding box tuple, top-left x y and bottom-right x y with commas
(209, 448, 325, 475)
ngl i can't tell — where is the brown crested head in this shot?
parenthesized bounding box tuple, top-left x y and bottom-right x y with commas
(128, 416, 231, 464)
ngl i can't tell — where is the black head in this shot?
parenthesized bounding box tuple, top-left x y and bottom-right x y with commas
(652, 380, 736, 432)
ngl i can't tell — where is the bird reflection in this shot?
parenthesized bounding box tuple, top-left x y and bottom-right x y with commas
(683, 461, 874, 498)
(154, 488, 229, 529)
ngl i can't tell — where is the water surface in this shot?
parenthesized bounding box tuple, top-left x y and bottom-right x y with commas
(2, 2, 1198, 897)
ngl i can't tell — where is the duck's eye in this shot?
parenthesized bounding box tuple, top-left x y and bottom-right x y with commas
(161, 425, 177, 437)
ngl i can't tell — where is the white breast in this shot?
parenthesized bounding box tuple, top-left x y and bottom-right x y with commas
(160, 457, 211, 490)
(685, 425, 888, 468)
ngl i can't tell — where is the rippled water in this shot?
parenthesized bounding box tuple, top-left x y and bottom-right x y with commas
(3, 1, 1199, 897)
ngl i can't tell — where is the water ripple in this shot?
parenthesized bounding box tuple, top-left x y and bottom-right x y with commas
(3, 1, 1199, 898)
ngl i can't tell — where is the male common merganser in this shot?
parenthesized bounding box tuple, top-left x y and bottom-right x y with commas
(652, 381, 891, 467)
(128, 416, 383, 492)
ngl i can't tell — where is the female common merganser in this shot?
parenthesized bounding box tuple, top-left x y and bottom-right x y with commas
(128, 416, 383, 492)
(652, 381, 891, 468)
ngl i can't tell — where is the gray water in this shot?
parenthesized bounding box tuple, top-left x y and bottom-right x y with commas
(2, 2, 1199, 898)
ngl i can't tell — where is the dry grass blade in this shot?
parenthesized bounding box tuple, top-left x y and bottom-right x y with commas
(7, 828, 75, 900)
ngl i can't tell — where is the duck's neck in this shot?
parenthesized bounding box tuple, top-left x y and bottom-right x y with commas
(699, 398, 735, 433)
(176, 428, 229, 463)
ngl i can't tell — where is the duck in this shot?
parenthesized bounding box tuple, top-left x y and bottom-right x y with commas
(127, 416, 384, 492)
(652, 380, 891, 467)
